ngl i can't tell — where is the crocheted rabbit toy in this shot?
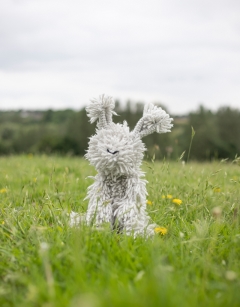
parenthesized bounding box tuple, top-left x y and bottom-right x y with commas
(71, 95, 173, 237)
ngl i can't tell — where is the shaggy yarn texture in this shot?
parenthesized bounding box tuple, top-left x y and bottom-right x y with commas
(70, 95, 173, 237)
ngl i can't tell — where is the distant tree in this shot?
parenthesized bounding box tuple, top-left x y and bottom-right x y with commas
(179, 106, 222, 160)
(216, 107, 240, 158)
(178, 105, 240, 160)
(66, 109, 95, 155)
(0, 104, 239, 160)
(37, 136, 79, 155)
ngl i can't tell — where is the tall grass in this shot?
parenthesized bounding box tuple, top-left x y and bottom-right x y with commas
(0, 155, 239, 307)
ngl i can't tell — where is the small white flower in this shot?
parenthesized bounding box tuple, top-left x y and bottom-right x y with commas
(40, 242, 49, 252)
(225, 270, 237, 281)
(179, 232, 184, 238)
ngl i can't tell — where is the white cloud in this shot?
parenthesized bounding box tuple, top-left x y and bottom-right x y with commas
(0, 0, 240, 114)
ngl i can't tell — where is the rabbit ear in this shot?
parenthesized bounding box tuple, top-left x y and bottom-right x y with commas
(133, 103, 173, 138)
(86, 94, 117, 129)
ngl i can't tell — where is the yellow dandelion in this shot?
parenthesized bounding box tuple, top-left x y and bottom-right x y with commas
(0, 188, 7, 194)
(162, 195, 166, 199)
(213, 187, 221, 193)
(154, 227, 168, 235)
(167, 194, 173, 199)
(172, 198, 182, 205)
(2, 221, 5, 225)
(146, 200, 153, 205)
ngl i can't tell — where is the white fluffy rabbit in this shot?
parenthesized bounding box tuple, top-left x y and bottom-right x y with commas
(70, 95, 173, 236)
(70, 95, 173, 237)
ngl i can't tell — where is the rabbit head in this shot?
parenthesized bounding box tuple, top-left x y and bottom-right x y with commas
(85, 95, 173, 176)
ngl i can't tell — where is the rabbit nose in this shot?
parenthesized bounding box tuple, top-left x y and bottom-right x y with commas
(107, 149, 119, 155)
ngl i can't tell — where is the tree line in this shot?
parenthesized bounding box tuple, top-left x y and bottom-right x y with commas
(0, 102, 239, 161)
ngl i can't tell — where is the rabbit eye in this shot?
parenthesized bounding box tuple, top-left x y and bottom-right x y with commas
(107, 149, 119, 155)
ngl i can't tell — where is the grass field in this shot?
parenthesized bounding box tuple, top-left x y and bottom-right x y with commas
(0, 155, 240, 307)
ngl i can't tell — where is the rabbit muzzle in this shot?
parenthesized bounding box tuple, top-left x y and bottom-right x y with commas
(107, 149, 119, 155)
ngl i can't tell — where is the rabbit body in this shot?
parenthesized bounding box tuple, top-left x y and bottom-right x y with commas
(85, 173, 153, 236)
(69, 95, 173, 236)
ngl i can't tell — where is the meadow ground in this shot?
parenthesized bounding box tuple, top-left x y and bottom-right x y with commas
(0, 155, 240, 307)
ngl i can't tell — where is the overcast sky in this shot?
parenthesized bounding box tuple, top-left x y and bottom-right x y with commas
(1, 0, 240, 114)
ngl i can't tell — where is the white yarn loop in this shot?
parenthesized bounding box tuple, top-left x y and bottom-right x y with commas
(86, 94, 117, 128)
(133, 103, 173, 138)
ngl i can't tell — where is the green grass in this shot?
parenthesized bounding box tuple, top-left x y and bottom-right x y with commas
(0, 155, 240, 307)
